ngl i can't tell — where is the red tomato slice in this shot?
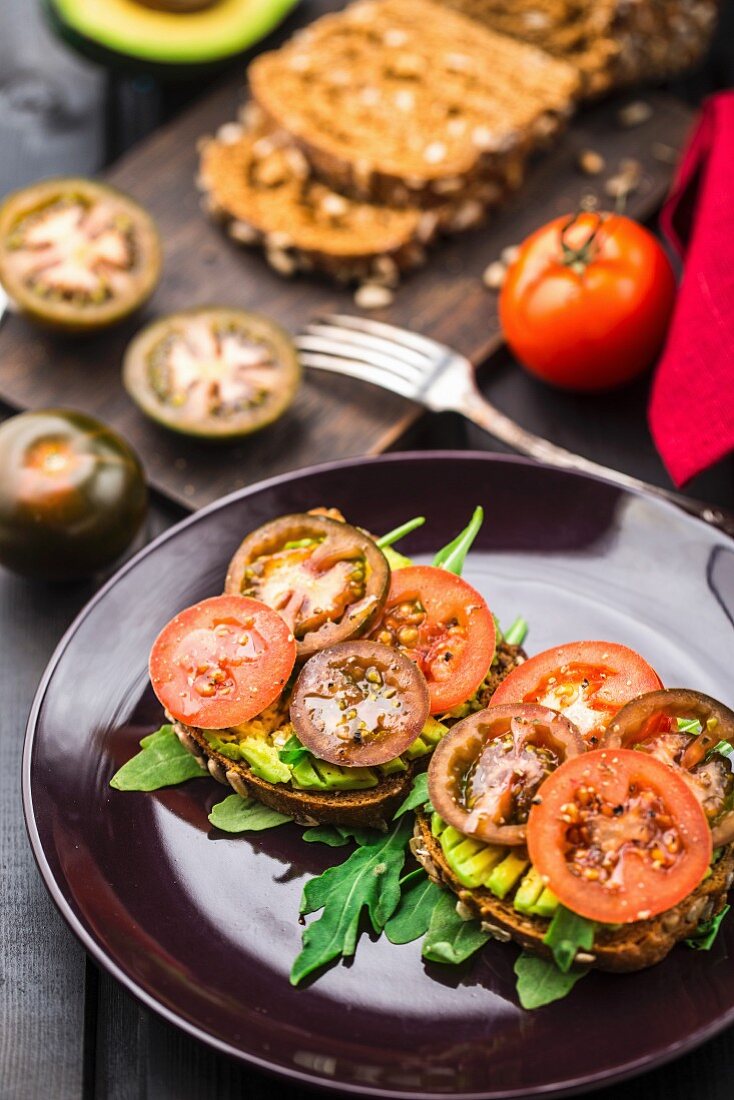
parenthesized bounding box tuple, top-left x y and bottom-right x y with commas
(527, 749, 712, 924)
(370, 565, 495, 714)
(490, 640, 662, 745)
(149, 595, 296, 729)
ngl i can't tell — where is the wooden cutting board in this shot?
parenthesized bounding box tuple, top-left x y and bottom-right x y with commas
(0, 3, 693, 510)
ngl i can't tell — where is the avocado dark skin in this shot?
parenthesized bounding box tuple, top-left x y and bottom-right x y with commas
(44, 0, 300, 80)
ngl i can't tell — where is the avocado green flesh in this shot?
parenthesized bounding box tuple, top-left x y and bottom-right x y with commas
(204, 715, 448, 792)
(432, 813, 559, 918)
(49, 0, 301, 65)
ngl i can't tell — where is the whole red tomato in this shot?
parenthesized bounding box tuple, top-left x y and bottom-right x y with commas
(498, 212, 676, 392)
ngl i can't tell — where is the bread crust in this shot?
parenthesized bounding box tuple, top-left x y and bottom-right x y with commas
(412, 811, 734, 972)
(175, 720, 413, 828)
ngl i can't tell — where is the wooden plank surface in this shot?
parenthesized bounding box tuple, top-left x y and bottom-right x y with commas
(0, 1, 693, 511)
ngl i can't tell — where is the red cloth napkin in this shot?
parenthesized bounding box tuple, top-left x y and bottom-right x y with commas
(648, 92, 734, 486)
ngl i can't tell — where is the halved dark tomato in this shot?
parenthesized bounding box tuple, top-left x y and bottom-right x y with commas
(428, 703, 585, 846)
(527, 749, 712, 924)
(490, 640, 662, 745)
(149, 594, 296, 729)
(369, 565, 495, 714)
(290, 640, 429, 766)
(0, 178, 161, 331)
(123, 308, 300, 440)
(602, 688, 734, 846)
(225, 513, 390, 660)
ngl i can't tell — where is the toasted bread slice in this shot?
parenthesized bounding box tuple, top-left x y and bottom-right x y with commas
(175, 718, 414, 828)
(175, 640, 526, 829)
(412, 811, 734, 972)
(249, 0, 579, 207)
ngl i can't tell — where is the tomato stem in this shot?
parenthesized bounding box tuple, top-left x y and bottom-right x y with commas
(559, 212, 605, 274)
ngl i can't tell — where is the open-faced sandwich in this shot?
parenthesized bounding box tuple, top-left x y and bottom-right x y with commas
(115, 506, 733, 1006)
(415, 674, 734, 977)
(148, 508, 525, 828)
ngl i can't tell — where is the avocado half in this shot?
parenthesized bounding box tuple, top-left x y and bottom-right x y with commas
(45, 0, 300, 74)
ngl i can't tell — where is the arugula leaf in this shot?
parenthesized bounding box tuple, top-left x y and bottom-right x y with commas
(302, 825, 352, 847)
(290, 817, 411, 985)
(432, 507, 483, 575)
(543, 906, 595, 973)
(503, 616, 529, 647)
(385, 870, 444, 944)
(377, 516, 426, 548)
(110, 725, 204, 791)
(302, 824, 382, 847)
(675, 717, 733, 762)
(278, 734, 310, 766)
(393, 771, 433, 818)
(208, 793, 291, 833)
(677, 717, 703, 735)
(421, 891, 490, 964)
(685, 904, 731, 951)
(514, 952, 588, 1010)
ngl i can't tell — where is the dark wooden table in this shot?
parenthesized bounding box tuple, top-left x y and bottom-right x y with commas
(1, 3, 733, 1098)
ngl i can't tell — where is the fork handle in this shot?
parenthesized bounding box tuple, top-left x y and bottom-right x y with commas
(458, 388, 734, 540)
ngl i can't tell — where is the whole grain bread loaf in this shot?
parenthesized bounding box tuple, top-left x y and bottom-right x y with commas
(248, 0, 579, 207)
(440, 0, 719, 96)
(198, 112, 438, 285)
(412, 810, 734, 972)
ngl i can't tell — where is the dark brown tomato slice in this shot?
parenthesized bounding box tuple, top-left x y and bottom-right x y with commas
(225, 513, 390, 660)
(290, 641, 429, 767)
(527, 749, 712, 924)
(490, 640, 662, 746)
(0, 178, 161, 331)
(0, 408, 147, 580)
(123, 307, 300, 440)
(370, 565, 496, 715)
(428, 703, 585, 846)
(602, 688, 734, 846)
(149, 594, 296, 729)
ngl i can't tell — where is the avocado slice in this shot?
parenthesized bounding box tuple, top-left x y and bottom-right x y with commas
(404, 717, 448, 761)
(433, 813, 557, 913)
(485, 851, 529, 900)
(238, 737, 291, 785)
(290, 756, 379, 791)
(45, 0, 300, 72)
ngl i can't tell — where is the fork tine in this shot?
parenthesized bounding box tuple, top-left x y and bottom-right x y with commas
(297, 351, 416, 401)
(296, 334, 423, 385)
(303, 321, 432, 370)
(323, 313, 447, 357)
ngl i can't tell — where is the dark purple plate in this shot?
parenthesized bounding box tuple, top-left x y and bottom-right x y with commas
(23, 453, 734, 1099)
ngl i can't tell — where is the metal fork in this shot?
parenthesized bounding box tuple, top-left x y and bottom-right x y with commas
(296, 314, 734, 540)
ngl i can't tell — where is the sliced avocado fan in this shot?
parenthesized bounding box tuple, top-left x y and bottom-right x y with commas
(47, 0, 301, 66)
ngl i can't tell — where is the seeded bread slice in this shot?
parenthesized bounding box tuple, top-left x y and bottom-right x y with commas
(175, 719, 414, 828)
(441, 0, 718, 97)
(248, 0, 579, 207)
(198, 115, 437, 286)
(412, 811, 734, 972)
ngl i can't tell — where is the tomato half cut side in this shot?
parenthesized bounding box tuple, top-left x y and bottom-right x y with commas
(290, 640, 430, 767)
(490, 640, 662, 745)
(370, 565, 496, 714)
(149, 595, 297, 729)
(527, 749, 712, 924)
(428, 703, 584, 845)
(602, 688, 734, 846)
(225, 513, 390, 661)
